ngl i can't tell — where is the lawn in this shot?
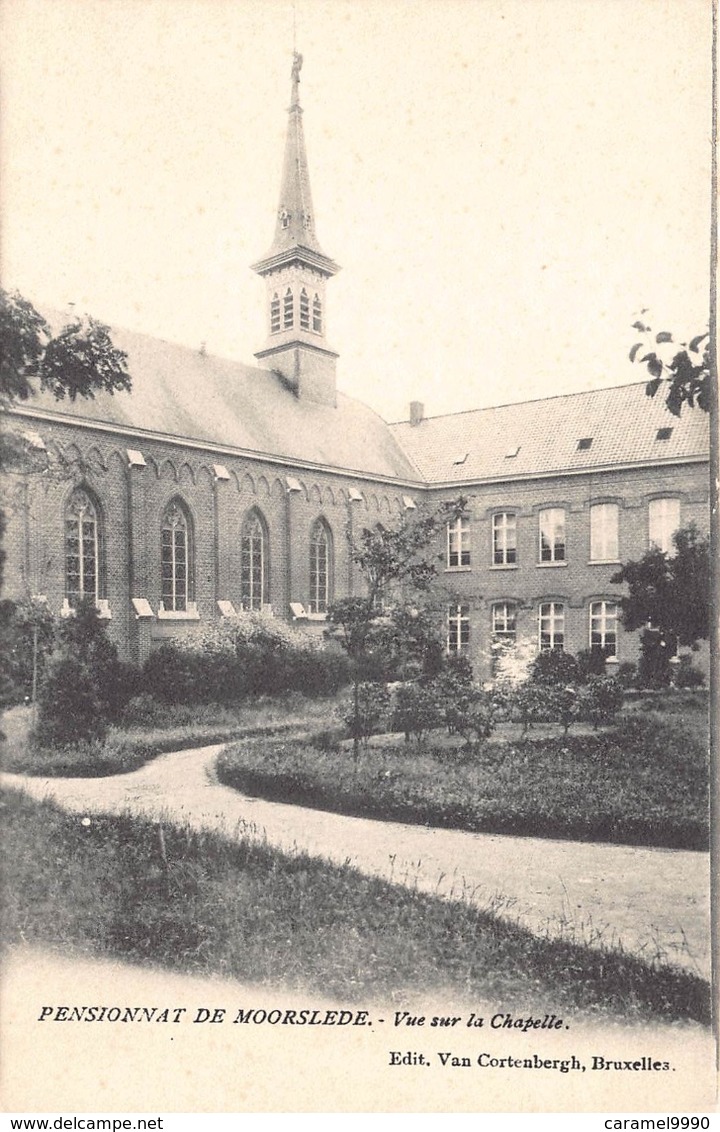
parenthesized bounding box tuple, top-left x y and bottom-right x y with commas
(0, 787, 710, 1024)
(216, 696, 709, 850)
(0, 696, 338, 777)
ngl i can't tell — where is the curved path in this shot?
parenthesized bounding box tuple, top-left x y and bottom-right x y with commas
(2, 743, 711, 979)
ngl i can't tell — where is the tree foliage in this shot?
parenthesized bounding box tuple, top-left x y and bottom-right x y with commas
(1, 288, 130, 408)
(610, 524, 710, 649)
(327, 499, 465, 751)
(629, 317, 710, 416)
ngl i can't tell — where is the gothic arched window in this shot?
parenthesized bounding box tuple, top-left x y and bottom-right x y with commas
(241, 510, 269, 611)
(309, 519, 332, 614)
(312, 293, 322, 333)
(161, 499, 193, 612)
(270, 293, 281, 334)
(300, 288, 310, 330)
(283, 287, 294, 330)
(65, 488, 101, 608)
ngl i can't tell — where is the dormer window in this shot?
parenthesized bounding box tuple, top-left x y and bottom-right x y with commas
(577, 437, 593, 450)
(300, 288, 310, 330)
(656, 427, 673, 441)
(270, 293, 281, 334)
(312, 294, 322, 333)
(283, 287, 294, 329)
(303, 211, 312, 228)
(279, 209, 290, 229)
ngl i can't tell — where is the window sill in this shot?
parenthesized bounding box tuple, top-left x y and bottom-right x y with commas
(536, 561, 568, 568)
(587, 560, 621, 567)
(157, 602, 200, 620)
(132, 597, 154, 620)
(444, 566, 472, 573)
(306, 612, 328, 621)
(490, 564, 518, 571)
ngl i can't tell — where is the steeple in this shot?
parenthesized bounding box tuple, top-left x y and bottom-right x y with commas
(266, 51, 325, 259)
(252, 53, 340, 407)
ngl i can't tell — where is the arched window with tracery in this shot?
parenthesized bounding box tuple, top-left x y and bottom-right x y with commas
(241, 510, 269, 611)
(309, 519, 332, 614)
(161, 499, 193, 612)
(65, 487, 102, 608)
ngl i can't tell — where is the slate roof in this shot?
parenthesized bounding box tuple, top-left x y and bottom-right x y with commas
(19, 321, 419, 482)
(388, 382, 710, 485)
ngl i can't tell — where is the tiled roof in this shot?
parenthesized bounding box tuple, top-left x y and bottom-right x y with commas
(389, 383, 710, 485)
(20, 321, 419, 482)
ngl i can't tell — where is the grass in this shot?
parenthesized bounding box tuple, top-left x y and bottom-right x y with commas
(0, 696, 338, 777)
(216, 700, 709, 850)
(0, 787, 710, 1024)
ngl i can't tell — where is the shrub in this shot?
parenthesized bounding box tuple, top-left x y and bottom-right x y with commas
(443, 686, 497, 752)
(576, 646, 609, 679)
(576, 676, 625, 729)
(512, 682, 558, 733)
(342, 682, 390, 744)
(637, 629, 672, 688)
(531, 649, 581, 686)
(34, 599, 136, 745)
(617, 661, 638, 689)
(35, 654, 107, 746)
(390, 681, 442, 743)
(0, 597, 57, 707)
(143, 615, 350, 704)
(674, 657, 705, 688)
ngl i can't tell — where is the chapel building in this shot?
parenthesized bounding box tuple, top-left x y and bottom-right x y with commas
(3, 56, 710, 675)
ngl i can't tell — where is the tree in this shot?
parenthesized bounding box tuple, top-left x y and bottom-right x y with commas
(610, 524, 710, 653)
(629, 318, 710, 417)
(327, 499, 465, 754)
(0, 288, 131, 589)
(1, 289, 131, 410)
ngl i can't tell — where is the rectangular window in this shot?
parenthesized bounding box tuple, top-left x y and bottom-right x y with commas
(447, 517, 470, 567)
(590, 601, 618, 657)
(491, 601, 517, 643)
(648, 498, 680, 553)
(447, 603, 470, 653)
(590, 502, 619, 562)
(492, 512, 517, 565)
(539, 508, 566, 563)
(539, 601, 564, 651)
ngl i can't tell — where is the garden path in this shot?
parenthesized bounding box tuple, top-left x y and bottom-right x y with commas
(2, 743, 711, 979)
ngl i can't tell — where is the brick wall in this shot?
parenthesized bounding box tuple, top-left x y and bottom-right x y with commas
(2, 418, 416, 663)
(426, 460, 710, 676)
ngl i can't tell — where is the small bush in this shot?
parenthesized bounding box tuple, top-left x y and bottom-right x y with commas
(390, 681, 442, 742)
(531, 649, 581, 686)
(35, 655, 107, 746)
(637, 629, 672, 688)
(0, 597, 57, 708)
(141, 618, 349, 705)
(576, 677, 625, 729)
(674, 657, 705, 688)
(443, 686, 497, 752)
(342, 682, 390, 744)
(617, 661, 638, 689)
(576, 646, 609, 679)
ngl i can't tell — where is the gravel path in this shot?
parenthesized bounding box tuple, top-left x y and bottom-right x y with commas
(2, 743, 711, 978)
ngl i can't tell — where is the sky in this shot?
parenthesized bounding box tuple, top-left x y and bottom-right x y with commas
(0, 0, 713, 424)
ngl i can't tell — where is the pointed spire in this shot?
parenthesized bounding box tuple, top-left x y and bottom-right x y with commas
(268, 51, 325, 257)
